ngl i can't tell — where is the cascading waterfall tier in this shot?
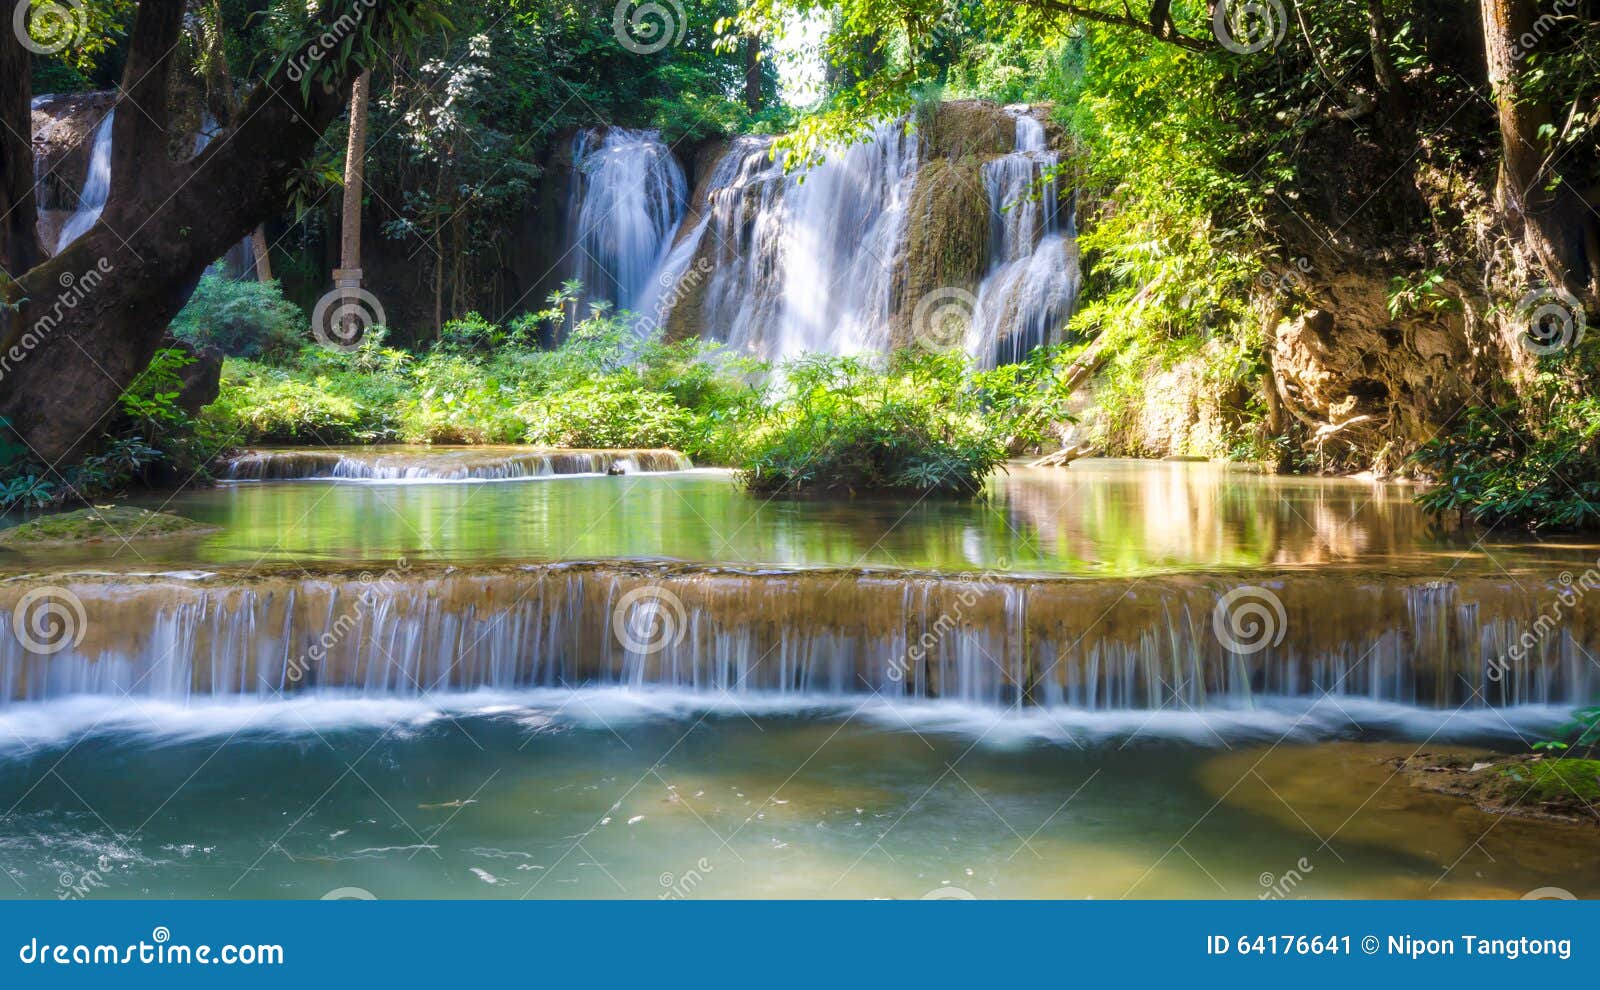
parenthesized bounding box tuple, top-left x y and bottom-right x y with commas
(651, 122, 921, 360)
(219, 447, 692, 482)
(969, 109, 1081, 367)
(565, 128, 687, 327)
(2, 565, 1591, 709)
(54, 109, 114, 251)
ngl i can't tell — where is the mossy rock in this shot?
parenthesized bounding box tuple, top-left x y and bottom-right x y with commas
(1391, 752, 1600, 826)
(0, 507, 219, 546)
(919, 101, 1015, 159)
(892, 159, 991, 349)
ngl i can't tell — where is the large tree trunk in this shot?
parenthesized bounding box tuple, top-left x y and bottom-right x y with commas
(0, 33, 41, 276)
(1480, 0, 1600, 303)
(0, 0, 396, 464)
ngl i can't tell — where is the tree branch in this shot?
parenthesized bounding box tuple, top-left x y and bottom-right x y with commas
(109, 0, 186, 207)
(1025, 0, 1213, 51)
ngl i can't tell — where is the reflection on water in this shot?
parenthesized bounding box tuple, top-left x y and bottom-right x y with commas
(0, 702, 1591, 900)
(4, 458, 1591, 576)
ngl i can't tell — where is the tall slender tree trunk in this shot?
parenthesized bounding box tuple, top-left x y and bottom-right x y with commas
(336, 70, 371, 292)
(1480, 0, 1600, 302)
(251, 226, 273, 282)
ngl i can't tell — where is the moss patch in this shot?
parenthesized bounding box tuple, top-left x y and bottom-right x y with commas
(1391, 752, 1600, 826)
(0, 507, 219, 546)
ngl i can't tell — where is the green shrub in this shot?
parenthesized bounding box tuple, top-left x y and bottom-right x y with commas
(201, 363, 381, 444)
(520, 383, 694, 449)
(737, 352, 1012, 497)
(1412, 346, 1600, 531)
(169, 274, 306, 361)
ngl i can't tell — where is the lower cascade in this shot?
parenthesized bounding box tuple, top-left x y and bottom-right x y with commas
(1, 566, 1591, 709)
(219, 447, 693, 481)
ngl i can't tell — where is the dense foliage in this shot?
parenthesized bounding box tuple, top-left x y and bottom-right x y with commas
(739, 352, 1027, 497)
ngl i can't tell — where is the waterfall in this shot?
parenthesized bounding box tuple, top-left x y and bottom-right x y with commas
(54, 109, 113, 251)
(3, 567, 1592, 710)
(566, 129, 687, 329)
(219, 447, 693, 481)
(968, 110, 1081, 367)
(663, 121, 921, 361)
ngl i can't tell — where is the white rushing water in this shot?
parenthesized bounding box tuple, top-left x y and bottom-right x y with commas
(54, 109, 114, 251)
(671, 122, 920, 360)
(566, 128, 687, 328)
(969, 110, 1081, 367)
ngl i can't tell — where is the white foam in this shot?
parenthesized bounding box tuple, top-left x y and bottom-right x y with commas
(0, 689, 1571, 755)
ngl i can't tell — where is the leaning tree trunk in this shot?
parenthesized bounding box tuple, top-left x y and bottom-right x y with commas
(1480, 0, 1600, 303)
(0, 0, 397, 464)
(0, 34, 40, 276)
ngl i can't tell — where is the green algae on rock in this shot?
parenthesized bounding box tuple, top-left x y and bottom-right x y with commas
(0, 507, 219, 546)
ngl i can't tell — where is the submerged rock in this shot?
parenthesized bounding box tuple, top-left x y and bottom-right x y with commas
(0, 507, 218, 546)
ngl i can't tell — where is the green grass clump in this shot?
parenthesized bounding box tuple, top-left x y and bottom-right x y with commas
(0, 507, 217, 545)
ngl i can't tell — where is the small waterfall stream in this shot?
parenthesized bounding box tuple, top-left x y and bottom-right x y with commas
(54, 109, 113, 251)
(969, 111, 1081, 367)
(566, 128, 687, 325)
